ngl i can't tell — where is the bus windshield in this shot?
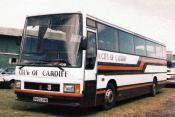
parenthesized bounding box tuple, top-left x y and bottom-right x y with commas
(20, 14, 82, 67)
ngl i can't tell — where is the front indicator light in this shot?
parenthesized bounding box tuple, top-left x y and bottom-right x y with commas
(75, 84, 80, 94)
(63, 84, 80, 93)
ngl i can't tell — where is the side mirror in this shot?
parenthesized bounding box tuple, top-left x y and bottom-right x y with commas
(1, 72, 5, 75)
(80, 37, 87, 50)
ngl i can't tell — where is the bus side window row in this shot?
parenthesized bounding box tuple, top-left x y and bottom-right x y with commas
(96, 22, 166, 59)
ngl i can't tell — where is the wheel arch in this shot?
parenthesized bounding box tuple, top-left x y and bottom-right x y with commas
(10, 79, 15, 83)
(153, 76, 158, 84)
(107, 79, 117, 89)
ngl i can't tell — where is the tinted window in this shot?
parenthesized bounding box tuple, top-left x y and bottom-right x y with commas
(146, 41, 155, 57)
(86, 31, 97, 69)
(87, 18, 96, 28)
(86, 31, 97, 58)
(155, 44, 163, 58)
(119, 31, 134, 54)
(134, 36, 146, 56)
(97, 23, 118, 51)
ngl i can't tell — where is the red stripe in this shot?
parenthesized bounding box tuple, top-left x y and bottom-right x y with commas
(15, 89, 83, 98)
(98, 58, 166, 71)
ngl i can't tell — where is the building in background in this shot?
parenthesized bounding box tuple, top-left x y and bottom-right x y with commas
(0, 27, 22, 69)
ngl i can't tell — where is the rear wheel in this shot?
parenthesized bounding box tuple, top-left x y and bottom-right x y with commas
(151, 80, 157, 96)
(103, 83, 116, 110)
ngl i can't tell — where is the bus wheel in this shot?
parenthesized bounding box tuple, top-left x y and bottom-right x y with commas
(151, 80, 157, 96)
(103, 83, 116, 110)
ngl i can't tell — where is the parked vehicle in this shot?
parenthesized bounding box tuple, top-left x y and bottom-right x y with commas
(15, 12, 167, 110)
(167, 61, 175, 85)
(0, 67, 16, 88)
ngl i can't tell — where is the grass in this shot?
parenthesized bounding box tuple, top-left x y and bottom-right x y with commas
(0, 88, 174, 117)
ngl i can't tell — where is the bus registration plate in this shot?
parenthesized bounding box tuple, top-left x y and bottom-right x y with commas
(33, 97, 48, 103)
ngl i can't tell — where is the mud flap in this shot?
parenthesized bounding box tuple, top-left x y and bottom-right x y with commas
(83, 80, 97, 107)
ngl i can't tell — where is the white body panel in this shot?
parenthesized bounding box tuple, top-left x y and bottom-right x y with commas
(97, 73, 167, 89)
(15, 66, 84, 93)
(96, 50, 167, 89)
(145, 65, 167, 73)
(98, 50, 139, 65)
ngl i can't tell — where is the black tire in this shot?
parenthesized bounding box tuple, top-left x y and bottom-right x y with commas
(103, 83, 116, 110)
(151, 80, 157, 97)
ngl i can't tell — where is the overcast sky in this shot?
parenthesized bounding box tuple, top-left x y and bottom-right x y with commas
(0, 0, 175, 51)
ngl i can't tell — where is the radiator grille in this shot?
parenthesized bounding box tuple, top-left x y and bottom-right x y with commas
(24, 82, 60, 92)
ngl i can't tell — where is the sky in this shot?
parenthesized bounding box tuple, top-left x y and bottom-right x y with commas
(0, 0, 175, 51)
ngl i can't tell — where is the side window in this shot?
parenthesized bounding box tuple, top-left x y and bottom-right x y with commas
(155, 44, 163, 58)
(87, 18, 96, 28)
(86, 31, 97, 69)
(119, 31, 134, 54)
(162, 46, 166, 59)
(146, 41, 156, 57)
(134, 36, 146, 56)
(97, 23, 118, 51)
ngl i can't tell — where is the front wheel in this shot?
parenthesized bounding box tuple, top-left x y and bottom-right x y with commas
(103, 83, 116, 110)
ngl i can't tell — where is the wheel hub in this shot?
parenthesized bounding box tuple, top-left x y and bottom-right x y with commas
(105, 89, 114, 103)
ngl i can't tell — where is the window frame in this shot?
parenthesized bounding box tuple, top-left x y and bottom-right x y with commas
(134, 36, 146, 56)
(155, 44, 163, 59)
(118, 30, 134, 54)
(97, 22, 119, 52)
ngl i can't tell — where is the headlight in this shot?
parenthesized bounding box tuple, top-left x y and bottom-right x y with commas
(63, 84, 80, 93)
(15, 80, 21, 89)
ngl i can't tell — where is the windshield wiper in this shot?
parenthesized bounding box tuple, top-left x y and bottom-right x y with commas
(18, 61, 48, 69)
(18, 62, 65, 71)
(19, 65, 25, 69)
(56, 65, 64, 71)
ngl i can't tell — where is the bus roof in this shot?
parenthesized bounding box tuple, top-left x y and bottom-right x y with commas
(26, 11, 166, 47)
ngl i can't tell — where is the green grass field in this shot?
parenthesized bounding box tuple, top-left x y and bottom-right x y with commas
(0, 88, 175, 117)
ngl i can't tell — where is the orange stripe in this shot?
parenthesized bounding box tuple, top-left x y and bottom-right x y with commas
(98, 58, 166, 71)
(15, 89, 83, 98)
(117, 83, 152, 91)
(96, 90, 106, 95)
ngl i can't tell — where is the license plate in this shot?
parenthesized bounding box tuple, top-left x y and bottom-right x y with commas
(33, 97, 48, 103)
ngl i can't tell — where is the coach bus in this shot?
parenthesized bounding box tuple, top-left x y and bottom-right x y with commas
(15, 12, 167, 109)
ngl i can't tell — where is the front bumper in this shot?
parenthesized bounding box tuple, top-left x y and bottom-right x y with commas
(15, 89, 84, 107)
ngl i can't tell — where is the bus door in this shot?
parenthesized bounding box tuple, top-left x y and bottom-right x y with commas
(83, 28, 98, 107)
